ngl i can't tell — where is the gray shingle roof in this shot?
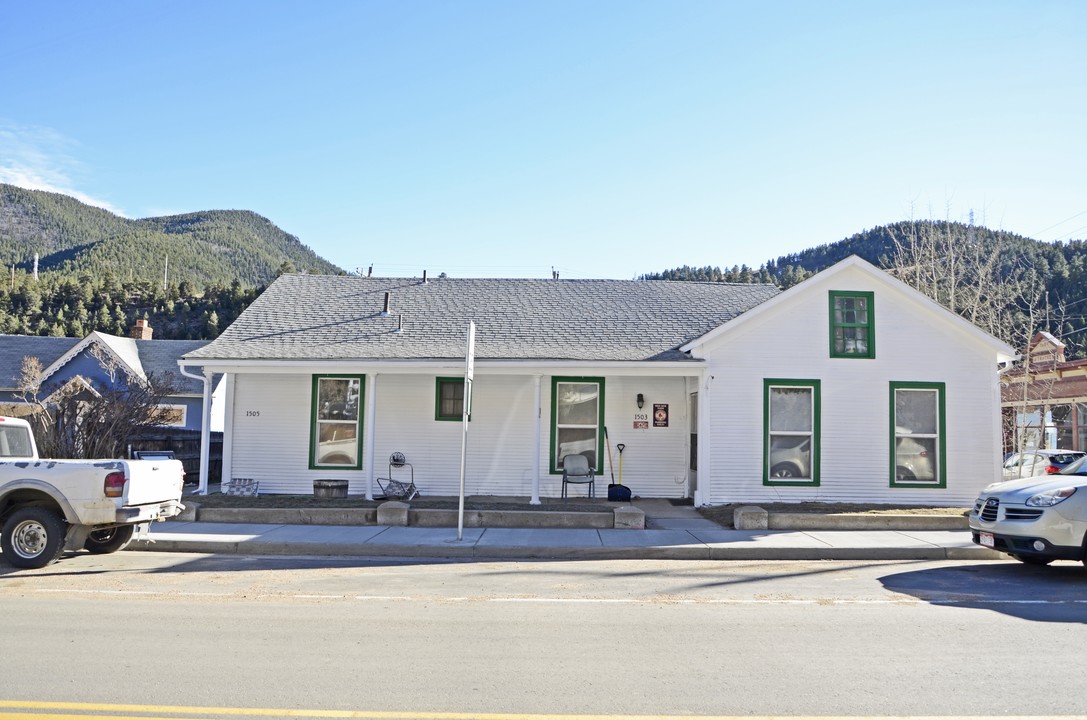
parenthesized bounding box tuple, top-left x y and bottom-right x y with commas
(135, 339, 211, 394)
(0, 334, 208, 394)
(0, 336, 80, 389)
(185, 275, 782, 363)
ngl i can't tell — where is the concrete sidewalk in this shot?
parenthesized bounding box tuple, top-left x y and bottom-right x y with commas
(132, 497, 999, 561)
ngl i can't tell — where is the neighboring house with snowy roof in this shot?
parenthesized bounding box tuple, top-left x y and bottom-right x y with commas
(183, 256, 1017, 506)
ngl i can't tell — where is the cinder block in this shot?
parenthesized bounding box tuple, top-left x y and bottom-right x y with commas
(734, 505, 769, 530)
(377, 501, 410, 526)
(613, 506, 645, 530)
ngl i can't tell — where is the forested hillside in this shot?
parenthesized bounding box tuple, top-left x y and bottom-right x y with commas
(0, 184, 342, 287)
(644, 220, 1087, 357)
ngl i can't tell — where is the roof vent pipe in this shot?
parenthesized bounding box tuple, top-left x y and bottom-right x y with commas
(422, 269, 428, 284)
(395, 314, 403, 333)
(382, 292, 391, 316)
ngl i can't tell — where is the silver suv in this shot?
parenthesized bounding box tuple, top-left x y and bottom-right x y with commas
(970, 455, 1087, 566)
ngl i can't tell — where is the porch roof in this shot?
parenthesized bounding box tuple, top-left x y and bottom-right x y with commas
(185, 274, 781, 363)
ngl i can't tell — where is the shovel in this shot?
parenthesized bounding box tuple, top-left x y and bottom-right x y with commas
(608, 442, 631, 502)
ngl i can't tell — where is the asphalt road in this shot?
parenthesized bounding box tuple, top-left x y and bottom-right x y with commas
(1, 552, 1086, 719)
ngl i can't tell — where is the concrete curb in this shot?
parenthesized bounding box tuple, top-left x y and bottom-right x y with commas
(130, 537, 1002, 561)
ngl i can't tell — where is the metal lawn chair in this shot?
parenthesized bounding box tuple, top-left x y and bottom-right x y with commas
(376, 452, 419, 500)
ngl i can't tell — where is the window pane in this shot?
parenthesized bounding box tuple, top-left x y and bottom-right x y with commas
(834, 297, 868, 325)
(0, 426, 34, 457)
(317, 422, 358, 465)
(440, 381, 463, 418)
(835, 327, 868, 354)
(557, 383, 599, 425)
(896, 436, 936, 482)
(768, 435, 811, 479)
(896, 389, 937, 434)
(770, 387, 812, 432)
(318, 378, 360, 421)
(557, 428, 597, 468)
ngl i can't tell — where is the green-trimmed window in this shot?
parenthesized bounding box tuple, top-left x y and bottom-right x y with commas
(890, 382, 946, 487)
(309, 375, 364, 470)
(829, 291, 875, 358)
(435, 377, 465, 421)
(550, 377, 605, 474)
(764, 379, 820, 486)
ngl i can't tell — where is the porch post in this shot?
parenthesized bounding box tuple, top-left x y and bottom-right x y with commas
(364, 373, 377, 500)
(197, 368, 213, 495)
(531, 374, 542, 505)
(220, 372, 234, 494)
(696, 371, 712, 507)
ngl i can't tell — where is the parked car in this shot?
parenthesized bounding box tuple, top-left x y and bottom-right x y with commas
(970, 455, 1087, 566)
(1001, 449, 1086, 481)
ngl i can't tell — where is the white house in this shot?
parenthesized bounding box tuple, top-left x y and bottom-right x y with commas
(181, 256, 1016, 506)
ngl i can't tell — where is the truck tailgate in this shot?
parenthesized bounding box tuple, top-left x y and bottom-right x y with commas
(124, 459, 185, 505)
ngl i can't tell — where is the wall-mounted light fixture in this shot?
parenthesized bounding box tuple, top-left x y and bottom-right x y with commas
(636, 393, 645, 409)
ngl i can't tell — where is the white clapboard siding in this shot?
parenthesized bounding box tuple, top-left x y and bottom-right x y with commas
(228, 374, 360, 494)
(696, 265, 1004, 506)
(227, 372, 694, 498)
(593, 376, 690, 498)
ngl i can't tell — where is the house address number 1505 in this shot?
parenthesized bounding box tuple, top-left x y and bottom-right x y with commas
(246, 410, 260, 417)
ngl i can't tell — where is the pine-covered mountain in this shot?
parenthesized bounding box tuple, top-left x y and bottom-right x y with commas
(644, 220, 1087, 356)
(0, 184, 342, 287)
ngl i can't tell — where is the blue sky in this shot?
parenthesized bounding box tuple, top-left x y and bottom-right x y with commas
(2, 1, 1085, 279)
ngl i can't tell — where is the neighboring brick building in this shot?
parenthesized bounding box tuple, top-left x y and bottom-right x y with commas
(1001, 331, 1087, 452)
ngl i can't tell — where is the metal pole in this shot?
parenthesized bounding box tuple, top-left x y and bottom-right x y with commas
(457, 321, 475, 541)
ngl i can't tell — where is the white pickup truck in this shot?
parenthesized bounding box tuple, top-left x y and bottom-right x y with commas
(0, 416, 185, 568)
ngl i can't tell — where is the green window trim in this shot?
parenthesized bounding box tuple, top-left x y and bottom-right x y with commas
(309, 374, 364, 471)
(889, 381, 946, 488)
(435, 377, 466, 421)
(549, 376, 605, 475)
(829, 290, 875, 359)
(763, 378, 821, 487)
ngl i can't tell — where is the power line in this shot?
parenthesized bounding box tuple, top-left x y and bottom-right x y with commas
(1031, 209, 1087, 239)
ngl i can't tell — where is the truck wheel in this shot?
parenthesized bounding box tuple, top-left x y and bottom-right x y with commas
(1, 507, 67, 569)
(83, 525, 135, 554)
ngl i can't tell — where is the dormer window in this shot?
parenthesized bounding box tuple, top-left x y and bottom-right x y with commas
(829, 291, 875, 359)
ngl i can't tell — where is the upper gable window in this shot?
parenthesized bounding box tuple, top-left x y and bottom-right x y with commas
(829, 291, 875, 359)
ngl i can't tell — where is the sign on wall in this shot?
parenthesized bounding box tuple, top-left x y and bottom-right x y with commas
(653, 403, 669, 427)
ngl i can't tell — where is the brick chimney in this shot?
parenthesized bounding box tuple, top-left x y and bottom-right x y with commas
(130, 318, 153, 340)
